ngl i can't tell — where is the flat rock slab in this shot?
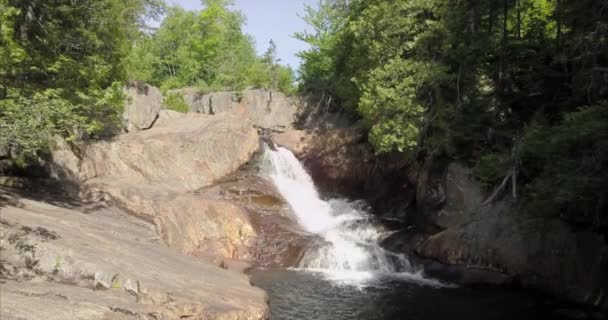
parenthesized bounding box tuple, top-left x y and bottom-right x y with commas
(0, 190, 268, 320)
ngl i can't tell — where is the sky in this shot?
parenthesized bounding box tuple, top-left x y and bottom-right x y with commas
(166, 0, 318, 69)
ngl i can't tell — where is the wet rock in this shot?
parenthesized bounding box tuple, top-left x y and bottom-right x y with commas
(196, 168, 314, 268)
(197, 169, 291, 217)
(248, 213, 316, 268)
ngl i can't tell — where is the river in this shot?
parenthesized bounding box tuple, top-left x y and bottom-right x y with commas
(256, 146, 570, 320)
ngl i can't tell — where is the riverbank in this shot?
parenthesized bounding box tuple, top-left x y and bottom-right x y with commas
(0, 185, 268, 319)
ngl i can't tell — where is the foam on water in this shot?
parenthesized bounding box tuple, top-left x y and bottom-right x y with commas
(261, 146, 446, 287)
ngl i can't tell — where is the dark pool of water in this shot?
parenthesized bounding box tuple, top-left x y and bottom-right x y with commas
(250, 269, 582, 320)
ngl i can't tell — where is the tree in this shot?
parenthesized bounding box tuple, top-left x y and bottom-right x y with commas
(263, 39, 280, 90)
(0, 0, 161, 160)
(127, 2, 296, 94)
(296, 0, 608, 231)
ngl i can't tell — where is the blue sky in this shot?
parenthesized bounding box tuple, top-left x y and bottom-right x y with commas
(166, 0, 318, 69)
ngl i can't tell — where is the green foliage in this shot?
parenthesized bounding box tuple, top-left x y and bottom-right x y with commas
(360, 59, 452, 152)
(473, 153, 510, 189)
(297, 0, 608, 230)
(523, 104, 608, 229)
(0, 0, 157, 160)
(164, 93, 189, 113)
(127, 3, 295, 94)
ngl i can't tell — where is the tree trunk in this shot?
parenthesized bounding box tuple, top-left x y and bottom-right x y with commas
(556, 0, 562, 49)
(503, 0, 508, 42)
(516, 0, 522, 39)
(489, 1, 495, 33)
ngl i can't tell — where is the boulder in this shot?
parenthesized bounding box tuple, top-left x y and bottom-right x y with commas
(48, 135, 83, 183)
(240, 90, 298, 129)
(0, 189, 268, 320)
(122, 81, 162, 132)
(416, 162, 483, 231)
(199, 91, 236, 115)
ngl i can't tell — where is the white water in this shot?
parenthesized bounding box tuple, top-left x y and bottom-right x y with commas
(261, 146, 444, 287)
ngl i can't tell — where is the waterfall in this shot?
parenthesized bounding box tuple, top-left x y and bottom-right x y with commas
(261, 146, 443, 286)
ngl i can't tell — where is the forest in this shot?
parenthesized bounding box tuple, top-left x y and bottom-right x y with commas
(1, 0, 607, 233)
(0, 0, 292, 157)
(296, 0, 608, 233)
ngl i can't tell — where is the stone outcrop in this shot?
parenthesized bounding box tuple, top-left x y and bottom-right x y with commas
(0, 188, 268, 320)
(122, 81, 162, 132)
(169, 88, 298, 130)
(415, 162, 484, 231)
(48, 110, 262, 264)
(154, 109, 188, 127)
(81, 112, 259, 192)
(90, 183, 258, 265)
(413, 162, 608, 309)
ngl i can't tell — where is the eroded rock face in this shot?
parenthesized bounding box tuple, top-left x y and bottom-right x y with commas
(195, 169, 314, 268)
(91, 183, 258, 264)
(123, 81, 162, 132)
(415, 162, 483, 231)
(49, 111, 262, 263)
(412, 162, 608, 309)
(0, 189, 269, 320)
(171, 88, 298, 129)
(81, 112, 259, 193)
(167, 88, 236, 115)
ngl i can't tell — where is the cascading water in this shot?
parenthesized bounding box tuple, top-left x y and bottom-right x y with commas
(261, 146, 442, 286)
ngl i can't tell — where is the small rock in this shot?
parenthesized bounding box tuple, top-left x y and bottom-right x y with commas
(94, 271, 113, 290)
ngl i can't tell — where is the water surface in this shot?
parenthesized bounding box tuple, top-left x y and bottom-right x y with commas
(251, 269, 565, 320)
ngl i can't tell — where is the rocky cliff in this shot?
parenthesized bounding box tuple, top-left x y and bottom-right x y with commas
(168, 88, 299, 130)
(1, 84, 310, 320)
(413, 162, 608, 309)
